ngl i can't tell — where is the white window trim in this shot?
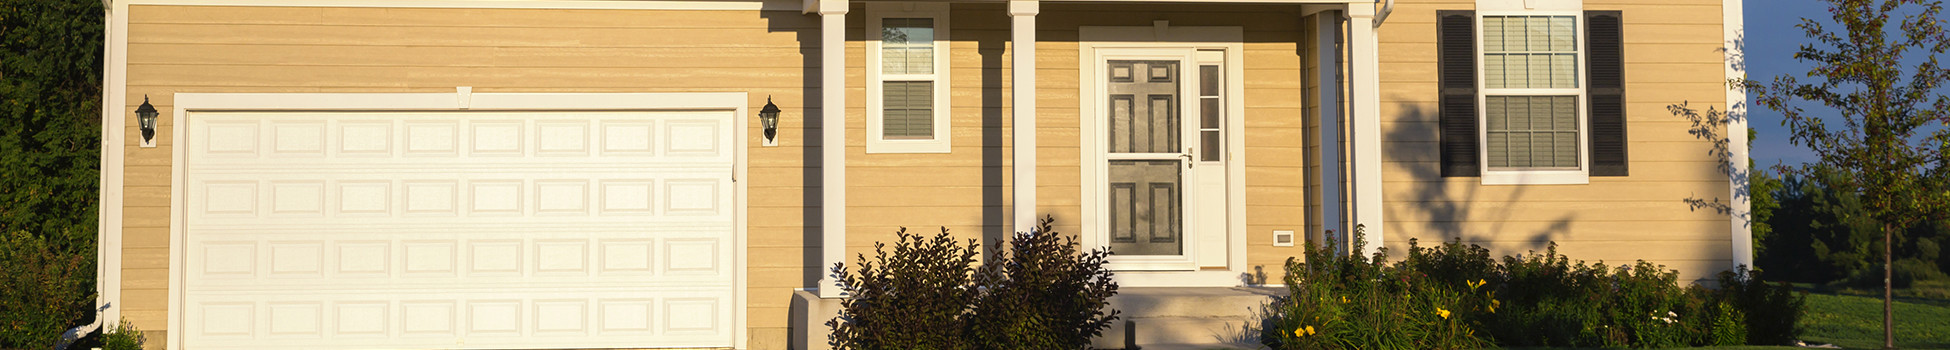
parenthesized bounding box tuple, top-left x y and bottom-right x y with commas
(1476, 9, 1591, 185)
(866, 2, 951, 153)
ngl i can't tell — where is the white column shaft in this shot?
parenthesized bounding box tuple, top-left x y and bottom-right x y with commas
(1725, 0, 1753, 268)
(1346, 5, 1385, 256)
(1011, 0, 1039, 233)
(1316, 10, 1346, 251)
(817, 4, 848, 299)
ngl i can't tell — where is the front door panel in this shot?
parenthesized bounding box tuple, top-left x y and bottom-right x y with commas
(1104, 58, 1194, 259)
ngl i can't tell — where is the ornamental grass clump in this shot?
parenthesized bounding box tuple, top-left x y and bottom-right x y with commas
(1261, 226, 1805, 349)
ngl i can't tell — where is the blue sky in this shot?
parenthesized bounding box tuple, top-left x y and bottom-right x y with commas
(1743, 0, 1831, 168)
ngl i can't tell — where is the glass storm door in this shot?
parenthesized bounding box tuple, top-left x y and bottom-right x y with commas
(1104, 55, 1198, 260)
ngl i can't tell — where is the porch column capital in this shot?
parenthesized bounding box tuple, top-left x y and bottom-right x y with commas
(804, 0, 847, 15)
(1009, 0, 1038, 17)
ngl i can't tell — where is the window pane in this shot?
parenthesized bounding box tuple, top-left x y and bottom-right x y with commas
(1483, 17, 1505, 51)
(883, 81, 934, 139)
(1484, 54, 1506, 89)
(1551, 53, 1579, 88)
(1200, 65, 1221, 96)
(1201, 98, 1221, 129)
(1484, 95, 1580, 169)
(1201, 130, 1221, 161)
(1482, 16, 1581, 89)
(1550, 16, 1577, 52)
(882, 18, 934, 75)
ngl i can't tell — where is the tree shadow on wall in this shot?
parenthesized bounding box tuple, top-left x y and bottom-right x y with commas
(1383, 97, 1575, 257)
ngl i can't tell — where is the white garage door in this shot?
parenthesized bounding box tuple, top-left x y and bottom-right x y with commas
(180, 111, 737, 349)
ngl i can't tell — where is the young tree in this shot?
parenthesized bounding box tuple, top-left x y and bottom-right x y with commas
(1748, 0, 1950, 348)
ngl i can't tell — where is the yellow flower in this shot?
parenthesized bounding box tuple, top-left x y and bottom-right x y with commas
(1490, 299, 1501, 313)
(1306, 325, 1316, 335)
(1294, 327, 1304, 337)
(1437, 308, 1451, 319)
(1467, 279, 1484, 290)
(1340, 296, 1348, 304)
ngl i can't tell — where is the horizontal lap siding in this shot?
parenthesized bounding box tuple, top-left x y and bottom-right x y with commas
(122, 5, 817, 348)
(1379, 0, 1733, 282)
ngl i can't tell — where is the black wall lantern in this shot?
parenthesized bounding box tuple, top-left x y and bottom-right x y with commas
(136, 96, 159, 148)
(759, 96, 781, 147)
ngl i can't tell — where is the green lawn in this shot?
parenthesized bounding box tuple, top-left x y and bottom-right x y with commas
(1796, 288, 1950, 349)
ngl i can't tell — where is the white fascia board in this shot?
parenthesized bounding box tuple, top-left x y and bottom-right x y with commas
(118, 0, 801, 11)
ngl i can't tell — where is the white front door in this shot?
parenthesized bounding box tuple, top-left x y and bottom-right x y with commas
(1093, 48, 1230, 270)
(180, 111, 737, 349)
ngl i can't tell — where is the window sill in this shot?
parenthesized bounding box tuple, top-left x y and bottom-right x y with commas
(1481, 169, 1589, 185)
(865, 138, 951, 154)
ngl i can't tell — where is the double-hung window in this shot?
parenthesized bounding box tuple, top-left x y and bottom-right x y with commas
(867, 3, 951, 153)
(1436, 7, 1628, 184)
(1481, 15, 1582, 172)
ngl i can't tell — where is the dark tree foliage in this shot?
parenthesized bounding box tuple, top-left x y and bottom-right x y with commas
(1747, 0, 1950, 347)
(1, 0, 104, 348)
(1757, 168, 1950, 287)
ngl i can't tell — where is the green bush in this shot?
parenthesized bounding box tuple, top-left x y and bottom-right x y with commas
(0, 231, 96, 350)
(99, 319, 146, 350)
(1262, 229, 1490, 350)
(827, 218, 1119, 350)
(1262, 227, 1806, 349)
(967, 218, 1119, 350)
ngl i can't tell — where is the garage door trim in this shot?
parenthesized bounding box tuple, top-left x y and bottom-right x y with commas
(165, 91, 750, 350)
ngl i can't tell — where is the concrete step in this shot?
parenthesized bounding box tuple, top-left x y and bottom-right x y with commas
(1095, 316, 1266, 349)
(1127, 342, 1267, 350)
(1106, 287, 1285, 319)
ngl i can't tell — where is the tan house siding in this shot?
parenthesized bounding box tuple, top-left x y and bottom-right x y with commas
(1376, 0, 1735, 282)
(120, 5, 821, 347)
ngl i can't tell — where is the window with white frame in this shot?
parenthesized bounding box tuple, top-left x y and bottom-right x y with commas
(1481, 15, 1583, 170)
(868, 3, 951, 153)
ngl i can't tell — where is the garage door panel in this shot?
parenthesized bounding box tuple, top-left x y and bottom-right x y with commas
(187, 176, 733, 222)
(183, 291, 734, 349)
(186, 235, 734, 286)
(191, 112, 734, 164)
(184, 111, 737, 349)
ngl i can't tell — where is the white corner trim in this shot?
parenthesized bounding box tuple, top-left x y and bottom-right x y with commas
(163, 92, 751, 350)
(865, 2, 952, 154)
(98, 1, 126, 331)
(119, 0, 803, 11)
(1725, 0, 1753, 268)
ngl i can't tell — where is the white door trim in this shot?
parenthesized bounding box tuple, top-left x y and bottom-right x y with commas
(166, 91, 750, 350)
(1079, 25, 1247, 286)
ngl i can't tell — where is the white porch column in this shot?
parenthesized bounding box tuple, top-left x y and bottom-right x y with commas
(1315, 9, 1346, 252)
(1724, 0, 1753, 268)
(810, 0, 848, 299)
(1010, 0, 1039, 232)
(1346, 3, 1385, 256)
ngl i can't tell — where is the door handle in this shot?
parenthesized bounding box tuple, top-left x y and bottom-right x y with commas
(1182, 147, 1194, 168)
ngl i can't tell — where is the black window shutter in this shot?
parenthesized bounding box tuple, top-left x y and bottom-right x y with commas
(1586, 11, 1629, 176)
(1437, 10, 1480, 177)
